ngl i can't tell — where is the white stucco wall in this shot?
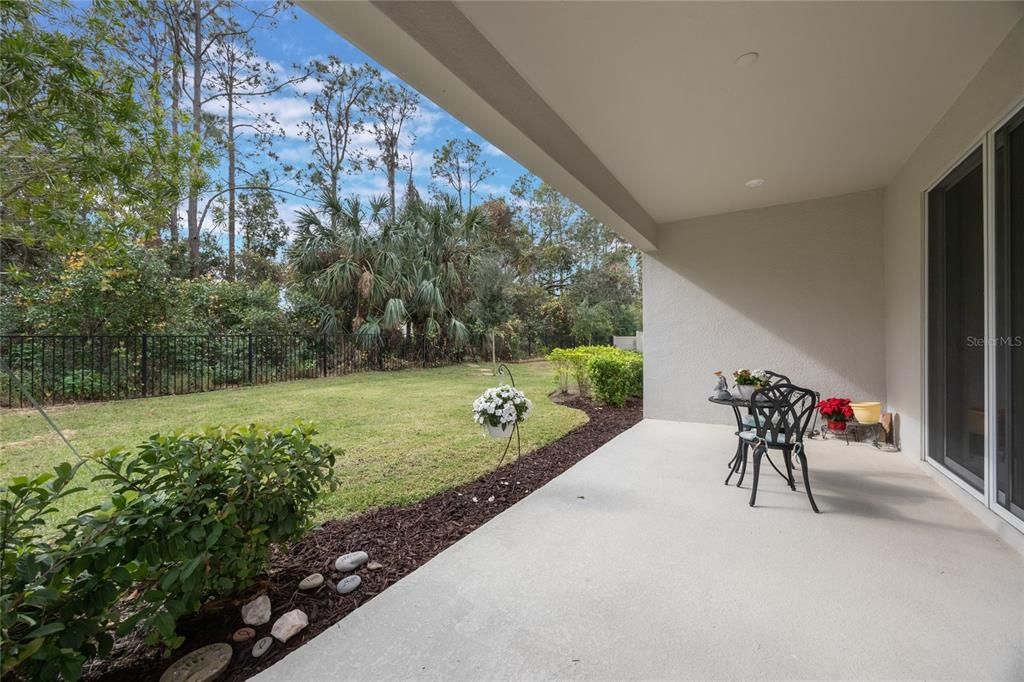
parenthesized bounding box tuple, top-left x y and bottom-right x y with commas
(644, 190, 887, 425)
(883, 18, 1024, 459)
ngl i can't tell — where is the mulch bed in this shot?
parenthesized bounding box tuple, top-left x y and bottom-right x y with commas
(87, 395, 641, 682)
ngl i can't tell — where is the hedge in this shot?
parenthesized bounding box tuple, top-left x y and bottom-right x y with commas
(547, 345, 642, 406)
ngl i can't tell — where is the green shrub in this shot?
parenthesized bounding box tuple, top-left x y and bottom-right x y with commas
(546, 345, 642, 405)
(589, 352, 643, 406)
(0, 422, 337, 681)
(59, 369, 105, 400)
(547, 347, 574, 393)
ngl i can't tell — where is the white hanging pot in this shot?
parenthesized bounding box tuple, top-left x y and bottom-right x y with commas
(486, 422, 512, 439)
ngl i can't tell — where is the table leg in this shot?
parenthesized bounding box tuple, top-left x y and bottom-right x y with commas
(725, 439, 742, 485)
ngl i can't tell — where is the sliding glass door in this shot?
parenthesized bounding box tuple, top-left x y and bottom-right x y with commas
(995, 107, 1024, 522)
(926, 102, 1024, 530)
(927, 148, 986, 491)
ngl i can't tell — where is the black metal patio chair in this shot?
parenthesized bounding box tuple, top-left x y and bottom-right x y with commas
(742, 382, 820, 512)
(726, 369, 793, 486)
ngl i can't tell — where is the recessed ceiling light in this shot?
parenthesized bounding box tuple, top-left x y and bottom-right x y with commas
(745, 178, 765, 188)
(735, 51, 759, 67)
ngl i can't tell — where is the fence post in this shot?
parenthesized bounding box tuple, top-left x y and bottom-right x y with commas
(320, 336, 327, 377)
(140, 334, 148, 397)
(247, 333, 254, 384)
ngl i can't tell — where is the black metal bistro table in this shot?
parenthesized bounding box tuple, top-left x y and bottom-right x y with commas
(708, 395, 792, 487)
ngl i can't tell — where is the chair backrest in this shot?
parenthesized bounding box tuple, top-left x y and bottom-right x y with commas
(764, 370, 791, 385)
(748, 383, 818, 444)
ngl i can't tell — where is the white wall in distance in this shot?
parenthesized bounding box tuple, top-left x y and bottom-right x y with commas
(883, 18, 1024, 459)
(644, 190, 887, 425)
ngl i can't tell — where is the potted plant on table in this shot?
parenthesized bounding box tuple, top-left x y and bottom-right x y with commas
(473, 384, 533, 438)
(732, 369, 769, 400)
(818, 397, 854, 431)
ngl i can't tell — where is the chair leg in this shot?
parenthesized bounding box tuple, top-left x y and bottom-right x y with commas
(725, 439, 742, 485)
(783, 448, 796, 491)
(797, 450, 820, 513)
(748, 444, 764, 507)
(737, 442, 749, 487)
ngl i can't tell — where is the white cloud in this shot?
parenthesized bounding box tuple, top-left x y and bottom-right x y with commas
(475, 181, 509, 200)
(277, 200, 307, 228)
(408, 107, 444, 138)
(275, 142, 310, 164)
(483, 142, 507, 158)
(409, 149, 434, 176)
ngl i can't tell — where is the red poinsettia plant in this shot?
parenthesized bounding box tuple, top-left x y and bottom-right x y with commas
(818, 397, 854, 431)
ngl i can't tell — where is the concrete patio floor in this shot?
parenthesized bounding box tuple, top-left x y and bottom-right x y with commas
(255, 420, 1024, 681)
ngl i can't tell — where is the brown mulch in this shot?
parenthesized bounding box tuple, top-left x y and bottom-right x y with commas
(86, 395, 641, 682)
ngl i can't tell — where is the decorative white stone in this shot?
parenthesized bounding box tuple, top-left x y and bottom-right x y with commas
(159, 643, 232, 682)
(270, 609, 308, 643)
(336, 574, 361, 595)
(334, 551, 369, 572)
(241, 594, 271, 626)
(252, 636, 273, 659)
(298, 573, 324, 590)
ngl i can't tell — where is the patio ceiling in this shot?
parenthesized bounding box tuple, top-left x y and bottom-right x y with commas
(302, 1, 1022, 250)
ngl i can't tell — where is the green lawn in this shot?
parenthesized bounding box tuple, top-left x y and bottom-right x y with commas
(0, 361, 586, 523)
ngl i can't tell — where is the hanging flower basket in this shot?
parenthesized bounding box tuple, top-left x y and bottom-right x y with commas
(473, 384, 532, 438)
(486, 422, 512, 439)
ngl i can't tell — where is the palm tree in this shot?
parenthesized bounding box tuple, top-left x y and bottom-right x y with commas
(288, 191, 484, 352)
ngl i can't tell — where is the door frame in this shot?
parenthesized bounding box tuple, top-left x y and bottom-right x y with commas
(922, 98, 1024, 534)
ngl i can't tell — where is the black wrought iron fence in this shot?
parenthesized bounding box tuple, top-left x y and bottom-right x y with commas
(0, 332, 578, 407)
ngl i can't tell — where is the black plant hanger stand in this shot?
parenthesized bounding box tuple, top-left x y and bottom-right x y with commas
(493, 363, 522, 470)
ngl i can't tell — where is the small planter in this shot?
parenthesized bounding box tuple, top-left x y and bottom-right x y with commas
(486, 422, 513, 439)
(851, 401, 881, 424)
(734, 384, 757, 400)
(828, 420, 848, 432)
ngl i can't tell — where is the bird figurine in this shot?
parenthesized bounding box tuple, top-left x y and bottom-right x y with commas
(711, 371, 731, 399)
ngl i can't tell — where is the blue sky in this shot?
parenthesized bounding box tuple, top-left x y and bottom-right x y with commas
(223, 3, 531, 227)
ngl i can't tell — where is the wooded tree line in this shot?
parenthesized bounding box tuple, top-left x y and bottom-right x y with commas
(1, 0, 641, 347)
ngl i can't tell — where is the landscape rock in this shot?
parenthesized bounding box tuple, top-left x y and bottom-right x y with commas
(298, 573, 324, 590)
(159, 643, 232, 682)
(334, 551, 369, 572)
(251, 637, 273, 659)
(336, 574, 361, 595)
(366, 561, 384, 571)
(231, 627, 256, 643)
(270, 609, 308, 643)
(241, 594, 271, 626)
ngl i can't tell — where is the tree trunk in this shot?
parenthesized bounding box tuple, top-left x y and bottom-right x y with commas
(168, 10, 182, 242)
(388, 161, 396, 221)
(226, 82, 236, 281)
(491, 331, 497, 376)
(187, 0, 202, 276)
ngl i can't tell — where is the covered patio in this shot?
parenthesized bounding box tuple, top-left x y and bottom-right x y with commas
(254, 421, 1024, 680)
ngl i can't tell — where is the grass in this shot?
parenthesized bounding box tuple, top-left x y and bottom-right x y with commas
(0, 361, 587, 523)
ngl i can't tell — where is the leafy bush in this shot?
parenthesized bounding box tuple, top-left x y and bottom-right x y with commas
(547, 345, 642, 406)
(547, 347, 575, 394)
(59, 369, 105, 400)
(589, 351, 643, 406)
(1, 422, 337, 681)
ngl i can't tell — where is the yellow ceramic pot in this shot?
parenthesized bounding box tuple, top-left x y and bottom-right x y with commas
(851, 401, 881, 424)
